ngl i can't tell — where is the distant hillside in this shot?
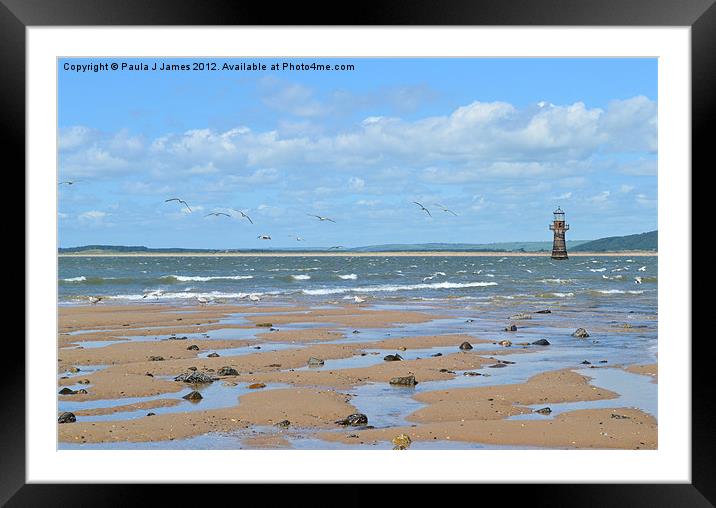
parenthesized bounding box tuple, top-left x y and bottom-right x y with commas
(571, 231, 657, 252)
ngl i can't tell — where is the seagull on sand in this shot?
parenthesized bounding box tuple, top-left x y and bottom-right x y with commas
(165, 198, 192, 212)
(412, 201, 432, 217)
(197, 296, 212, 305)
(88, 296, 103, 305)
(232, 209, 254, 224)
(434, 203, 458, 216)
(353, 296, 367, 304)
(249, 294, 261, 302)
(307, 214, 336, 223)
(205, 212, 231, 218)
(257, 234, 272, 240)
(142, 289, 164, 300)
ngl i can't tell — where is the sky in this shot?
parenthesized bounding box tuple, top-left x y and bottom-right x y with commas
(58, 58, 657, 249)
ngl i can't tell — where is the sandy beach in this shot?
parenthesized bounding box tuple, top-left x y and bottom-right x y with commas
(59, 251, 657, 258)
(58, 301, 657, 449)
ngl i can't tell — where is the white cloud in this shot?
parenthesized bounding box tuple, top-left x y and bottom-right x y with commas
(78, 210, 107, 222)
(348, 177, 365, 191)
(588, 190, 611, 203)
(619, 184, 635, 194)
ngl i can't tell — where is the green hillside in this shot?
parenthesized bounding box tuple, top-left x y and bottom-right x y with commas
(571, 230, 657, 252)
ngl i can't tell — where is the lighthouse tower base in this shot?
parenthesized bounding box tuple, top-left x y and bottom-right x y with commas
(551, 250, 569, 260)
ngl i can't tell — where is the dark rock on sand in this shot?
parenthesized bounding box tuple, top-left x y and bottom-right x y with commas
(532, 339, 551, 346)
(488, 363, 507, 368)
(505, 324, 518, 332)
(59, 387, 76, 395)
(256, 322, 273, 327)
(148, 356, 165, 361)
(463, 371, 481, 376)
(335, 413, 368, 426)
(307, 357, 325, 367)
(68, 367, 80, 373)
(391, 434, 412, 450)
(611, 413, 631, 420)
(187, 344, 200, 351)
(581, 360, 591, 365)
(276, 420, 291, 428)
(383, 354, 403, 362)
(183, 390, 203, 401)
(76, 389, 88, 394)
(535, 310, 552, 314)
(168, 335, 188, 340)
(145, 372, 154, 377)
(535, 407, 552, 415)
(389, 375, 417, 386)
(432, 352, 443, 357)
(459, 341, 473, 350)
(573, 328, 590, 338)
(147, 412, 156, 416)
(174, 371, 214, 384)
(217, 366, 239, 376)
(58, 412, 76, 423)
(77, 379, 91, 384)
(248, 382, 266, 389)
(207, 352, 220, 358)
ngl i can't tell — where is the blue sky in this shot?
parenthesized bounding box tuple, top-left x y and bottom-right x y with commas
(58, 58, 657, 249)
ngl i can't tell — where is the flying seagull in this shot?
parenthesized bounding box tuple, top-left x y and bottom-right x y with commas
(59, 180, 81, 186)
(205, 212, 231, 218)
(290, 235, 305, 241)
(165, 198, 192, 212)
(412, 202, 432, 217)
(232, 209, 254, 224)
(257, 234, 271, 240)
(329, 245, 344, 250)
(434, 203, 458, 216)
(307, 214, 336, 223)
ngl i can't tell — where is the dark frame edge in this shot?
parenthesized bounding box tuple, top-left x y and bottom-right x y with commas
(1, 0, 26, 506)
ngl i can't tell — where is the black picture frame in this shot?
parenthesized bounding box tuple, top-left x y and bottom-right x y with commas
(7, 0, 705, 503)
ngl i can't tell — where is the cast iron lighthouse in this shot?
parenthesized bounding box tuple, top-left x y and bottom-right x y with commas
(549, 207, 569, 260)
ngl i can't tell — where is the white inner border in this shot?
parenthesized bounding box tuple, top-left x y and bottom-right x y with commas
(27, 27, 691, 483)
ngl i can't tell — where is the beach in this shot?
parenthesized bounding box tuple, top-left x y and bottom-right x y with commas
(58, 254, 657, 449)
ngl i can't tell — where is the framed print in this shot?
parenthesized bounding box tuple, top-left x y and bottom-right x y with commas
(8, 0, 707, 503)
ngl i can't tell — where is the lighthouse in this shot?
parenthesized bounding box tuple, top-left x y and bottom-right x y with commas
(549, 207, 569, 260)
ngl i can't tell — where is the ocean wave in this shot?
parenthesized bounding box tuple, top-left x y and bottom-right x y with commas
(162, 275, 254, 282)
(338, 274, 358, 280)
(290, 274, 311, 280)
(108, 290, 268, 301)
(590, 268, 607, 272)
(301, 281, 498, 296)
(538, 278, 575, 284)
(537, 292, 574, 298)
(62, 276, 86, 282)
(593, 289, 645, 295)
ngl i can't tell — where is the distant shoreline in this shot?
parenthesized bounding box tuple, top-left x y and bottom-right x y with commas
(58, 250, 657, 258)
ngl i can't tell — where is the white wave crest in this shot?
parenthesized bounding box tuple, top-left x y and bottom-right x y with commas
(62, 276, 87, 282)
(290, 274, 311, 280)
(338, 274, 358, 280)
(302, 280, 498, 296)
(163, 275, 253, 282)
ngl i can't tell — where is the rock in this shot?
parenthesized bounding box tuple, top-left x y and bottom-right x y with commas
(248, 382, 266, 389)
(383, 354, 403, 362)
(276, 420, 291, 428)
(510, 313, 532, 320)
(488, 363, 507, 368)
(500, 360, 515, 364)
(146, 412, 156, 417)
(223, 381, 238, 387)
(174, 371, 214, 384)
(269, 328, 278, 331)
(307, 357, 325, 367)
(188, 366, 197, 371)
(148, 356, 164, 361)
(267, 363, 282, 368)
(532, 339, 551, 346)
(352, 330, 360, 334)
(573, 328, 590, 338)
(611, 413, 631, 420)
(599, 360, 608, 363)
(145, 372, 154, 377)
(58, 387, 76, 395)
(76, 389, 88, 394)
(504, 324, 517, 331)
(77, 379, 91, 384)
(186, 344, 200, 351)
(389, 375, 417, 386)
(68, 367, 80, 373)
(217, 366, 239, 376)
(459, 341, 473, 350)
(463, 371, 481, 376)
(397, 346, 407, 351)
(207, 352, 220, 358)
(535, 309, 552, 314)
(392, 433, 412, 450)
(168, 335, 188, 340)
(498, 340, 512, 347)
(58, 412, 76, 423)
(535, 407, 552, 415)
(581, 360, 591, 365)
(183, 390, 203, 401)
(431, 352, 443, 357)
(335, 413, 368, 426)
(255, 323, 273, 327)
(465, 319, 475, 323)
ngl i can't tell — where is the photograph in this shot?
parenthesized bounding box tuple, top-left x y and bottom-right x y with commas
(56, 56, 659, 451)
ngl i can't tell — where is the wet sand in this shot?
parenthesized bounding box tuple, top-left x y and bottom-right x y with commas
(58, 303, 658, 449)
